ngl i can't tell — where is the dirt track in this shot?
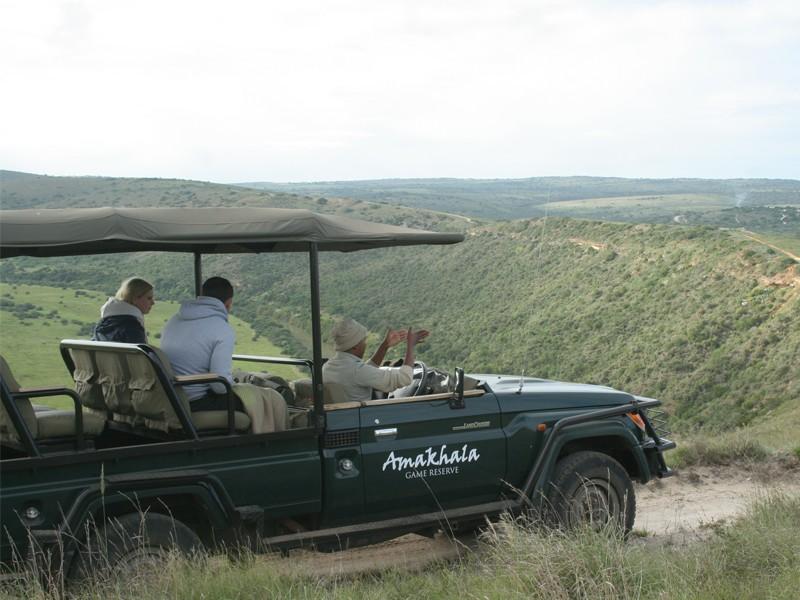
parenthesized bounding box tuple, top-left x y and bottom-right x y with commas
(267, 464, 800, 576)
(635, 463, 800, 537)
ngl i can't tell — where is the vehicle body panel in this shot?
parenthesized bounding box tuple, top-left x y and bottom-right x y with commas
(359, 393, 504, 519)
(1, 433, 321, 564)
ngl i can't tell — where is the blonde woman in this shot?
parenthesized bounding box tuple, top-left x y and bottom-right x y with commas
(92, 277, 155, 343)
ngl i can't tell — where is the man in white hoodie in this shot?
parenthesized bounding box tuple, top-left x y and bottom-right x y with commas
(160, 277, 243, 412)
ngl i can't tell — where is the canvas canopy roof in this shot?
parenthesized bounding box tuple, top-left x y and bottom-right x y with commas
(0, 207, 464, 258)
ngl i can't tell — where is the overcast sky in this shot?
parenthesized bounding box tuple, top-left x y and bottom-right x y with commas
(1, 0, 798, 182)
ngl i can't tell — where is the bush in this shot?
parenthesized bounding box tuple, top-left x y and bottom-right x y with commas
(12, 495, 800, 599)
(670, 433, 770, 468)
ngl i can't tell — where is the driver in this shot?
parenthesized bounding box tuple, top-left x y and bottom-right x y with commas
(322, 317, 429, 403)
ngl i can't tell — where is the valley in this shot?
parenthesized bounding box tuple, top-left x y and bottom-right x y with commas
(1, 170, 798, 440)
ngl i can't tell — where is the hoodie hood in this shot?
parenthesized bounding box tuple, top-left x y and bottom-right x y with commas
(100, 297, 144, 325)
(175, 296, 229, 322)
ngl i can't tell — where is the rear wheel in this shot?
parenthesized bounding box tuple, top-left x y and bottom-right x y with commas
(543, 451, 635, 534)
(69, 512, 202, 582)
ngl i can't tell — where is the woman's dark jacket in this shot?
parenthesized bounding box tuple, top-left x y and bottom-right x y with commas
(92, 315, 147, 343)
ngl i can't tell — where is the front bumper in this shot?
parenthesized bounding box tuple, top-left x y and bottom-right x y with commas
(642, 436, 675, 478)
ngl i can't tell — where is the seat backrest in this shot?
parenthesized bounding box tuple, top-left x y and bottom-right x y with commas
(94, 350, 136, 419)
(323, 382, 348, 404)
(291, 378, 313, 408)
(290, 378, 349, 406)
(68, 347, 107, 413)
(61, 340, 197, 434)
(0, 355, 38, 442)
(127, 346, 191, 431)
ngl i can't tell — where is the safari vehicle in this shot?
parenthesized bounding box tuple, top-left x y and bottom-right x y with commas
(0, 207, 674, 578)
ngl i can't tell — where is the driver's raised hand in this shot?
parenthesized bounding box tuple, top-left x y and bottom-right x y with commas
(407, 328, 430, 347)
(409, 329, 431, 344)
(403, 327, 428, 366)
(382, 328, 408, 348)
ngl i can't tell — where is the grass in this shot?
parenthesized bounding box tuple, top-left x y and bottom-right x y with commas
(740, 401, 800, 452)
(666, 402, 800, 468)
(540, 193, 731, 213)
(5, 493, 800, 599)
(668, 432, 771, 468)
(742, 231, 800, 258)
(0, 283, 302, 408)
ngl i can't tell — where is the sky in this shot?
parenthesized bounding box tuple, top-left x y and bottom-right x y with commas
(1, 0, 798, 182)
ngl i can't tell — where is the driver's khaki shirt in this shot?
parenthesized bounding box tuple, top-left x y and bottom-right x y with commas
(322, 352, 413, 403)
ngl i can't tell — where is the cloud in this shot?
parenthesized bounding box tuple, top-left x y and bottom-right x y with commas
(48, 1, 92, 50)
(0, 0, 797, 180)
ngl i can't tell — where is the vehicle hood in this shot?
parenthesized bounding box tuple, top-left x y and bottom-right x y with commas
(474, 374, 634, 410)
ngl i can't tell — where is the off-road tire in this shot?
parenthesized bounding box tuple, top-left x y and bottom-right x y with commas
(68, 512, 202, 582)
(543, 451, 636, 534)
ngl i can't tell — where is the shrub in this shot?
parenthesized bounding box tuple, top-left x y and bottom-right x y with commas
(670, 433, 770, 468)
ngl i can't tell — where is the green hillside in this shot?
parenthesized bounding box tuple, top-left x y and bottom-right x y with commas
(1, 171, 798, 435)
(245, 218, 799, 431)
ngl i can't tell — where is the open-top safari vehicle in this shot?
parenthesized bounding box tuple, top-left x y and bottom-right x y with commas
(0, 207, 674, 579)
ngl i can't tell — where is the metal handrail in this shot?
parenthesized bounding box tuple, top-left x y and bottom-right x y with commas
(232, 354, 314, 370)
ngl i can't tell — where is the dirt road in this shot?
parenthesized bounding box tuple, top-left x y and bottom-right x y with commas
(740, 231, 800, 262)
(268, 463, 800, 576)
(635, 463, 800, 536)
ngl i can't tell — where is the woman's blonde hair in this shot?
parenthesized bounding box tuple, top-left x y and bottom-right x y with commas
(115, 277, 154, 304)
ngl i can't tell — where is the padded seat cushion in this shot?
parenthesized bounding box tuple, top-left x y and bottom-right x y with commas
(0, 398, 37, 442)
(127, 348, 191, 431)
(189, 410, 251, 432)
(69, 348, 106, 411)
(36, 409, 107, 439)
(323, 382, 347, 404)
(291, 379, 313, 408)
(290, 378, 347, 405)
(1, 356, 38, 441)
(95, 351, 135, 416)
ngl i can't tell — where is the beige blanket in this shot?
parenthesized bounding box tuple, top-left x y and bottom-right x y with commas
(233, 383, 288, 434)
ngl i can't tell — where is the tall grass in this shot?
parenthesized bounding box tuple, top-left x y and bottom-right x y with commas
(669, 431, 771, 468)
(4, 493, 799, 600)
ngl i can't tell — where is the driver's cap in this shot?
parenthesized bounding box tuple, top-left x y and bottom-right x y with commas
(332, 317, 368, 351)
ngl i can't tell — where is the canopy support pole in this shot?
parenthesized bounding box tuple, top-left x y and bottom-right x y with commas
(194, 252, 202, 296)
(309, 243, 325, 431)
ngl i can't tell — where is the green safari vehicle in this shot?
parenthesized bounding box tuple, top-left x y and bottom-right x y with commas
(0, 207, 674, 579)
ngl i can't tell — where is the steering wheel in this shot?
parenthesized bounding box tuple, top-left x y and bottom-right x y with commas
(412, 361, 429, 396)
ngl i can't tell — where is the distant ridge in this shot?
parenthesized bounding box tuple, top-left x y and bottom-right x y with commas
(238, 175, 800, 217)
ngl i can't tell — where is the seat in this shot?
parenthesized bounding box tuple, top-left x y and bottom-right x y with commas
(291, 379, 348, 405)
(125, 346, 251, 434)
(0, 355, 105, 450)
(324, 382, 347, 404)
(68, 347, 107, 416)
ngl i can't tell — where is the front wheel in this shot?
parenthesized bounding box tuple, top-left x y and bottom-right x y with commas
(69, 512, 202, 582)
(543, 451, 636, 534)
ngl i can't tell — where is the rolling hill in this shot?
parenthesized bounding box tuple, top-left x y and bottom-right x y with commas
(1, 171, 798, 434)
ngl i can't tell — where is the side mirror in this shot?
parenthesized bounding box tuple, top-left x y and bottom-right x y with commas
(450, 367, 465, 409)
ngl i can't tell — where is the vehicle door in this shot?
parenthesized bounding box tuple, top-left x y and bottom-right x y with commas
(359, 391, 504, 520)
